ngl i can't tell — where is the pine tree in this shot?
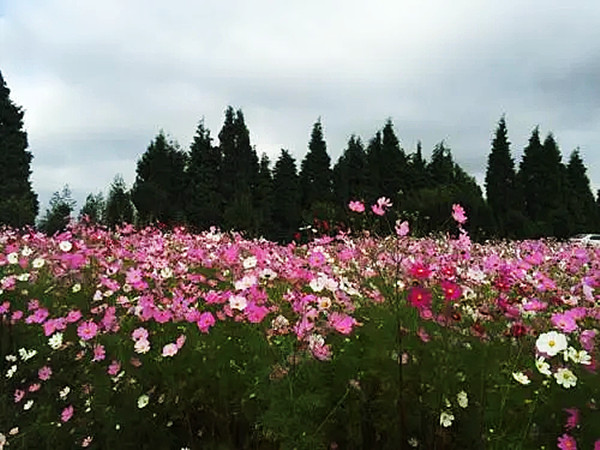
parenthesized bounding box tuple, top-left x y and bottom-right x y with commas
(299, 119, 333, 213)
(271, 150, 301, 242)
(518, 127, 545, 226)
(185, 119, 223, 230)
(218, 107, 259, 231)
(131, 131, 187, 224)
(407, 141, 428, 191)
(333, 135, 367, 205)
(79, 193, 105, 224)
(484, 116, 519, 236)
(565, 149, 598, 233)
(380, 119, 407, 198)
(0, 71, 38, 227)
(39, 185, 76, 235)
(253, 153, 274, 237)
(428, 141, 455, 186)
(105, 175, 135, 227)
(365, 131, 383, 201)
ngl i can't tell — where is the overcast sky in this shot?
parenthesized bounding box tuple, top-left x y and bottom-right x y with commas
(1, 1, 600, 214)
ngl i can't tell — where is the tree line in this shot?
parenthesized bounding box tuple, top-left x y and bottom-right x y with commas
(1, 71, 599, 240)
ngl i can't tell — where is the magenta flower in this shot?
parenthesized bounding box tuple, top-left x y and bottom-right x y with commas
(196, 312, 216, 333)
(77, 320, 99, 341)
(440, 280, 462, 301)
(551, 312, 578, 334)
(557, 433, 577, 450)
(564, 407, 579, 431)
(38, 365, 52, 381)
(408, 287, 432, 310)
(451, 203, 467, 224)
(348, 200, 365, 213)
(580, 329, 596, 352)
(65, 310, 82, 323)
(61, 405, 74, 423)
(329, 312, 356, 335)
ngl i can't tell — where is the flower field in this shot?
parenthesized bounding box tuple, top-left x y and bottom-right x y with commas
(1, 204, 599, 449)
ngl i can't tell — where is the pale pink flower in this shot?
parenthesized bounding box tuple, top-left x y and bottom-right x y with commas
(348, 200, 365, 213)
(38, 365, 52, 381)
(395, 220, 409, 237)
(14, 389, 25, 403)
(28, 383, 41, 392)
(92, 344, 106, 362)
(162, 343, 178, 357)
(134, 339, 151, 354)
(107, 360, 121, 376)
(131, 327, 149, 341)
(176, 334, 186, 349)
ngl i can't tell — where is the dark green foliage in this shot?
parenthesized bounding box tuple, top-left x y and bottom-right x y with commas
(185, 119, 223, 230)
(333, 135, 368, 205)
(38, 185, 76, 235)
(0, 71, 38, 227)
(271, 150, 301, 242)
(131, 131, 187, 225)
(300, 119, 333, 213)
(406, 141, 429, 191)
(79, 192, 105, 224)
(565, 149, 598, 234)
(104, 175, 135, 227)
(218, 107, 260, 231)
(485, 116, 520, 237)
(253, 153, 274, 237)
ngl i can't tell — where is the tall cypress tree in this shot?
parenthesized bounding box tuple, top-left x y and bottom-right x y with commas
(428, 141, 455, 186)
(518, 127, 545, 225)
(299, 119, 333, 213)
(365, 130, 383, 201)
(131, 131, 187, 224)
(407, 141, 428, 191)
(105, 175, 135, 227)
(380, 119, 407, 198)
(565, 149, 598, 233)
(254, 153, 274, 237)
(0, 71, 39, 227)
(484, 116, 519, 236)
(271, 150, 301, 242)
(185, 119, 223, 230)
(218, 107, 259, 231)
(333, 135, 367, 205)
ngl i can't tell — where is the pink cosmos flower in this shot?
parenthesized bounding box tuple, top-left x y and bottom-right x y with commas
(66, 310, 82, 323)
(245, 303, 270, 324)
(417, 327, 430, 343)
(328, 312, 356, 335)
(197, 311, 216, 333)
(107, 360, 121, 376)
(61, 405, 74, 423)
(92, 344, 106, 362)
(131, 327, 149, 341)
(176, 334, 186, 349)
(77, 320, 99, 341)
(14, 389, 25, 403)
(409, 262, 432, 279)
(580, 329, 596, 352)
(452, 203, 467, 224)
(557, 433, 577, 450)
(408, 287, 432, 310)
(564, 408, 579, 431)
(551, 312, 578, 334)
(348, 200, 365, 213)
(28, 383, 41, 392)
(38, 365, 52, 381)
(595, 440, 600, 450)
(395, 220, 409, 237)
(162, 343, 178, 357)
(134, 339, 151, 354)
(440, 280, 462, 301)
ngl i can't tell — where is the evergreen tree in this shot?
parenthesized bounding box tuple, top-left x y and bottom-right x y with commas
(39, 185, 76, 235)
(0, 71, 38, 227)
(185, 119, 223, 230)
(428, 141, 455, 186)
(105, 175, 135, 227)
(131, 131, 187, 224)
(333, 135, 367, 205)
(407, 141, 428, 191)
(253, 153, 274, 237)
(365, 131, 383, 201)
(565, 149, 598, 233)
(299, 119, 333, 214)
(271, 150, 301, 242)
(218, 107, 259, 231)
(79, 193, 105, 224)
(484, 116, 519, 236)
(518, 127, 545, 225)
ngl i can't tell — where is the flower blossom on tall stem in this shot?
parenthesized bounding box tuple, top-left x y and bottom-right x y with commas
(451, 203, 467, 224)
(371, 197, 392, 216)
(557, 433, 577, 450)
(348, 200, 365, 213)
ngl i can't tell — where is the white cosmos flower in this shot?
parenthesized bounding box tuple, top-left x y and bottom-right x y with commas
(242, 256, 257, 269)
(536, 331, 568, 357)
(535, 357, 552, 376)
(23, 400, 34, 410)
(512, 371, 531, 385)
(32, 257, 45, 269)
(58, 241, 72, 252)
(7, 253, 19, 264)
(21, 247, 33, 257)
(229, 295, 247, 311)
(49, 333, 64, 350)
(439, 410, 454, 427)
(137, 394, 150, 409)
(456, 391, 468, 408)
(554, 368, 577, 388)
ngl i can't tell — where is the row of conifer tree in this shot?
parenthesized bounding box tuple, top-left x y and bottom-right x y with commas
(2, 71, 599, 241)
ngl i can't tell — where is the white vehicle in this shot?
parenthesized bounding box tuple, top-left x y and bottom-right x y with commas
(569, 234, 600, 246)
